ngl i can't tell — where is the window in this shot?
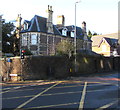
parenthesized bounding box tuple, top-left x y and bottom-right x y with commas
(71, 31, 74, 37)
(24, 23, 28, 30)
(102, 45, 107, 52)
(31, 34, 37, 45)
(62, 28, 67, 36)
(22, 34, 27, 46)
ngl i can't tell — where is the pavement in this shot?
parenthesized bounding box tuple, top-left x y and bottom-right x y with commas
(1, 71, 120, 110)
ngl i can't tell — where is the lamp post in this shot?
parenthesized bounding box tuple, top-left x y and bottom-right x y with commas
(74, 1, 80, 72)
(0, 15, 2, 57)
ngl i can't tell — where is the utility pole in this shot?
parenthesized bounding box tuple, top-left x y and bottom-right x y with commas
(0, 15, 2, 57)
(0, 15, 2, 82)
(74, 1, 80, 72)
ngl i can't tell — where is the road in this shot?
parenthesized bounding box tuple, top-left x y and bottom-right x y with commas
(1, 72, 120, 110)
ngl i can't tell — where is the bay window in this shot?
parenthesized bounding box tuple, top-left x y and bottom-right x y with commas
(31, 34, 37, 45)
(22, 34, 27, 46)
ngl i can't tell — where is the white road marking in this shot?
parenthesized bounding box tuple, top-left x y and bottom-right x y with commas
(28, 102, 79, 109)
(15, 81, 61, 109)
(96, 100, 118, 110)
(78, 82, 87, 110)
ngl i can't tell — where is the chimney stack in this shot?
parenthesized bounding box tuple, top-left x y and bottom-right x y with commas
(16, 14, 22, 38)
(82, 21, 88, 41)
(82, 21, 86, 34)
(57, 15, 65, 27)
(47, 5, 54, 33)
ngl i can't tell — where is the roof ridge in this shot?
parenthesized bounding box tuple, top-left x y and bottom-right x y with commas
(34, 15, 47, 19)
(35, 16, 40, 32)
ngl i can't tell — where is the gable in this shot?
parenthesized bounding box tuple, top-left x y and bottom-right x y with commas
(98, 37, 118, 48)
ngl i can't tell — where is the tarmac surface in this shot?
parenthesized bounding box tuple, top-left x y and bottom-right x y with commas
(1, 72, 120, 110)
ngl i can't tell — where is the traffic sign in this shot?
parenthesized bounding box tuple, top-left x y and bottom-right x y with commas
(7, 58, 12, 62)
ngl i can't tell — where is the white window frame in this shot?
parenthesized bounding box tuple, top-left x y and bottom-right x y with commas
(31, 34, 37, 45)
(62, 28, 67, 36)
(22, 34, 27, 46)
(24, 23, 28, 30)
(71, 31, 74, 37)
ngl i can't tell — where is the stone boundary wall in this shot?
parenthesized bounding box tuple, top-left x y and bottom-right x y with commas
(1, 56, 120, 81)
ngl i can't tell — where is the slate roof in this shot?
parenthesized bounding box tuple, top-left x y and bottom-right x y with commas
(92, 33, 118, 46)
(66, 25, 84, 39)
(56, 25, 85, 40)
(103, 37, 118, 47)
(94, 37, 118, 47)
(21, 15, 62, 35)
(21, 15, 91, 42)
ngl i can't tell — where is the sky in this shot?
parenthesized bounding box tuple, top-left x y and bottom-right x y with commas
(0, 0, 119, 34)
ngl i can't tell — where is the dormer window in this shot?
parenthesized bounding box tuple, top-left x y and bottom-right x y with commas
(24, 23, 28, 30)
(24, 20, 29, 30)
(62, 28, 67, 36)
(71, 31, 74, 37)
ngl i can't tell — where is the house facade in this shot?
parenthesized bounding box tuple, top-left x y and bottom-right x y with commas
(19, 6, 91, 55)
(92, 35, 119, 56)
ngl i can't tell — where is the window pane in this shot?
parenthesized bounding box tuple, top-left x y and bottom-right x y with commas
(31, 34, 37, 45)
(102, 45, 107, 52)
(22, 34, 27, 46)
(62, 30, 67, 36)
(71, 31, 74, 37)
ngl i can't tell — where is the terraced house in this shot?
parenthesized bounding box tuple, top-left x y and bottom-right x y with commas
(19, 5, 92, 55)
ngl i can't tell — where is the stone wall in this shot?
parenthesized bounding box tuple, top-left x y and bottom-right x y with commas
(1, 56, 119, 81)
(75, 56, 114, 75)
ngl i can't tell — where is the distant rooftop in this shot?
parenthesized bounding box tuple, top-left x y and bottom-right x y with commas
(91, 33, 118, 46)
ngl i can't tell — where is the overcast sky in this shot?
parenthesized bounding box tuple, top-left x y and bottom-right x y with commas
(0, 0, 119, 34)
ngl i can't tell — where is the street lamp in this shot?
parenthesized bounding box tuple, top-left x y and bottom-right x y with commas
(74, 1, 80, 72)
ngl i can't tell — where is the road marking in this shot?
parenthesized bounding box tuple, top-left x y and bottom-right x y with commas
(78, 82, 87, 110)
(15, 81, 62, 109)
(96, 100, 118, 110)
(2, 91, 82, 100)
(0, 88, 20, 94)
(3, 86, 118, 100)
(26, 102, 79, 109)
(97, 77, 120, 81)
(2, 84, 82, 93)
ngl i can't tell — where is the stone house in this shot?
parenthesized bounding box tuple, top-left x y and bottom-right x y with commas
(20, 5, 92, 55)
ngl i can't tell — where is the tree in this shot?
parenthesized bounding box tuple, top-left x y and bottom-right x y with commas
(93, 32, 98, 36)
(88, 30, 92, 38)
(56, 39, 74, 57)
(2, 20, 15, 54)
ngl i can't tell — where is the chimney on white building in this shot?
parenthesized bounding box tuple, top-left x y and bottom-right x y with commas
(46, 5, 54, 33)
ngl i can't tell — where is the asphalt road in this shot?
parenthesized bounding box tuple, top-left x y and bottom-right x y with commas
(1, 72, 120, 110)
